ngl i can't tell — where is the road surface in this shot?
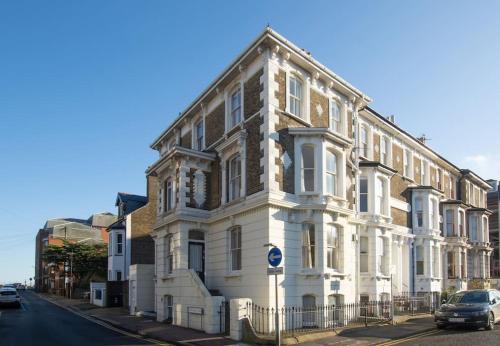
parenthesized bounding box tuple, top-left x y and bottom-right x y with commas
(0, 290, 156, 346)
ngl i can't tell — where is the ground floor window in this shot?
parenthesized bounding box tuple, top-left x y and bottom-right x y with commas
(94, 289, 102, 300)
(302, 294, 316, 327)
(164, 295, 173, 323)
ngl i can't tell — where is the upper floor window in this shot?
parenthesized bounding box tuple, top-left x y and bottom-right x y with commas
(430, 199, 437, 229)
(165, 179, 173, 212)
(375, 177, 386, 215)
(230, 88, 242, 129)
(421, 160, 426, 185)
(360, 236, 369, 273)
(359, 177, 368, 212)
(327, 225, 340, 270)
(403, 149, 411, 178)
(450, 177, 455, 199)
(415, 197, 423, 227)
(301, 145, 315, 192)
(416, 245, 424, 275)
(195, 119, 204, 150)
(116, 233, 123, 255)
(330, 101, 341, 133)
(437, 169, 443, 190)
(380, 136, 389, 165)
(229, 227, 242, 271)
(482, 217, 488, 241)
(228, 155, 241, 201)
(289, 76, 303, 118)
(360, 126, 368, 158)
(302, 224, 315, 269)
(326, 151, 337, 196)
(446, 209, 455, 236)
(165, 235, 173, 274)
(459, 210, 465, 236)
(447, 251, 456, 278)
(469, 215, 478, 241)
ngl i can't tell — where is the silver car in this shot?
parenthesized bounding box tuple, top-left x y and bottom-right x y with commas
(0, 287, 21, 307)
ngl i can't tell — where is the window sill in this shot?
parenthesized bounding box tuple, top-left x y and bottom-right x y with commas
(225, 122, 244, 136)
(298, 192, 320, 196)
(160, 274, 175, 281)
(298, 269, 322, 277)
(326, 271, 347, 278)
(282, 111, 310, 127)
(224, 272, 242, 279)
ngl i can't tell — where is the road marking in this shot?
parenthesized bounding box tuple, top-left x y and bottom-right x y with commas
(377, 329, 442, 346)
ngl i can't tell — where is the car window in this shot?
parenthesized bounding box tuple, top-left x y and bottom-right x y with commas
(448, 291, 489, 304)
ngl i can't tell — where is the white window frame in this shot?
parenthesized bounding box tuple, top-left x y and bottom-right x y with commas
(359, 177, 368, 213)
(378, 236, 389, 276)
(329, 100, 341, 134)
(432, 246, 439, 277)
(375, 177, 387, 216)
(229, 87, 242, 130)
(360, 126, 368, 158)
(326, 151, 337, 196)
(360, 236, 369, 273)
(403, 149, 412, 178)
(446, 209, 455, 236)
(416, 245, 424, 275)
(165, 178, 174, 212)
(327, 225, 341, 271)
(116, 232, 123, 255)
(228, 155, 241, 202)
(430, 198, 437, 229)
(229, 227, 242, 272)
(301, 144, 316, 193)
(380, 136, 389, 165)
(288, 75, 303, 118)
(194, 118, 204, 150)
(302, 224, 315, 269)
(415, 197, 423, 228)
(469, 215, 478, 241)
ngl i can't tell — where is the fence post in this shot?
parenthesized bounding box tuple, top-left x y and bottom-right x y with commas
(364, 302, 368, 327)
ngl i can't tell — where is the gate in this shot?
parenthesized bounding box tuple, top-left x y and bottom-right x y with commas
(218, 301, 230, 335)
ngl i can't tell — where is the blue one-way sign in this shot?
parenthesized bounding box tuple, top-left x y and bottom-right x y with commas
(268, 247, 282, 267)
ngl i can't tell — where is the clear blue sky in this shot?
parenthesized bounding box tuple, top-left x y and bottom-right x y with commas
(1, 0, 499, 284)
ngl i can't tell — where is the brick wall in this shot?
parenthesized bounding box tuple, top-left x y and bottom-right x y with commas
(205, 103, 225, 147)
(206, 158, 221, 210)
(391, 175, 410, 202)
(274, 70, 286, 111)
(244, 68, 264, 119)
(391, 207, 410, 228)
(310, 89, 329, 127)
(130, 174, 157, 265)
(392, 144, 403, 173)
(245, 115, 264, 195)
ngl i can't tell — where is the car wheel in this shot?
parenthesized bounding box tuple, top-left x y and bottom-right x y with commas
(486, 312, 495, 330)
(437, 324, 446, 329)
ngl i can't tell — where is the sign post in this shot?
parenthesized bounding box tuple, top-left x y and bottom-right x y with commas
(267, 247, 283, 346)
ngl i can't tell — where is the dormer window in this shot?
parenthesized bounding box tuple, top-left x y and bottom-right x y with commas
(326, 151, 337, 196)
(330, 101, 341, 133)
(230, 88, 241, 129)
(289, 76, 303, 118)
(301, 144, 315, 192)
(195, 119, 204, 150)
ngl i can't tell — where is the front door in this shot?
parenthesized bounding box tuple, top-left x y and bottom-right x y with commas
(189, 242, 205, 283)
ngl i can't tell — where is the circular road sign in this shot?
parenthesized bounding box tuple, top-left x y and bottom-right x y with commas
(268, 247, 282, 267)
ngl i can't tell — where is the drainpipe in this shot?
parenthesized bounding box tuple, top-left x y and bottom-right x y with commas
(410, 241, 415, 294)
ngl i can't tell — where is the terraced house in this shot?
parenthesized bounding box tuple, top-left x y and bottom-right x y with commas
(146, 28, 492, 332)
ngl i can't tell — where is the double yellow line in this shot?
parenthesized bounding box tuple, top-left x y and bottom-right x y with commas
(377, 329, 442, 346)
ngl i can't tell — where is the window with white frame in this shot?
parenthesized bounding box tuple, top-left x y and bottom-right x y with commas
(302, 224, 315, 269)
(116, 233, 123, 255)
(416, 245, 424, 275)
(447, 251, 456, 278)
(195, 119, 204, 150)
(326, 151, 337, 196)
(301, 144, 315, 192)
(482, 217, 488, 242)
(289, 76, 303, 118)
(229, 227, 242, 271)
(378, 237, 389, 275)
(327, 225, 340, 270)
(380, 136, 389, 165)
(446, 209, 455, 236)
(403, 149, 411, 178)
(165, 295, 173, 321)
(330, 101, 341, 133)
(360, 126, 368, 158)
(469, 215, 478, 241)
(165, 179, 173, 212)
(415, 197, 423, 227)
(165, 235, 173, 274)
(450, 177, 455, 199)
(459, 210, 465, 236)
(360, 236, 368, 273)
(228, 155, 241, 201)
(375, 177, 386, 215)
(359, 177, 368, 212)
(229, 88, 241, 129)
(437, 169, 443, 190)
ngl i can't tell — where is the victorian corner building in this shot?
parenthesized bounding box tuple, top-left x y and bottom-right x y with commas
(147, 28, 493, 330)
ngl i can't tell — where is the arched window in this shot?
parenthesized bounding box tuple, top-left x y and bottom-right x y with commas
(301, 144, 315, 192)
(326, 151, 337, 196)
(230, 87, 241, 128)
(289, 76, 303, 117)
(330, 101, 341, 133)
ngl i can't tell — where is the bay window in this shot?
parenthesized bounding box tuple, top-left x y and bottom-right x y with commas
(415, 197, 423, 227)
(469, 215, 478, 241)
(116, 233, 123, 255)
(327, 225, 340, 270)
(326, 151, 337, 196)
(165, 235, 173, 274)
(359, 177, 368, 212)
(375, 177, 386, 215)
(430, 199, 437, 229)
(302, 224, 315, 269)
(447, 252, 456, 278)
(446, 209, 454, 236)
(289, 76, 303, 118)
(230, 88, 241, 129)
(459, 210, 465, 236)
(228, 155, 241, 201)
(301, 145, 315, 192)
(416, 245, 424, 275)
(330, 101, 341, 133)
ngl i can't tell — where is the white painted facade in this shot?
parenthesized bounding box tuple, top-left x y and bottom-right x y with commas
(107, 228, 128, 281)
(146, 28, 492, 335)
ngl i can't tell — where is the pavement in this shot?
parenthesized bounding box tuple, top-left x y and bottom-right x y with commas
(37, 292, 241, 346)
(0, 290, 153, 346)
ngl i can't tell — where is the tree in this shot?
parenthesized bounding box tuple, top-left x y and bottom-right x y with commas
(43, 241, 108, 288)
